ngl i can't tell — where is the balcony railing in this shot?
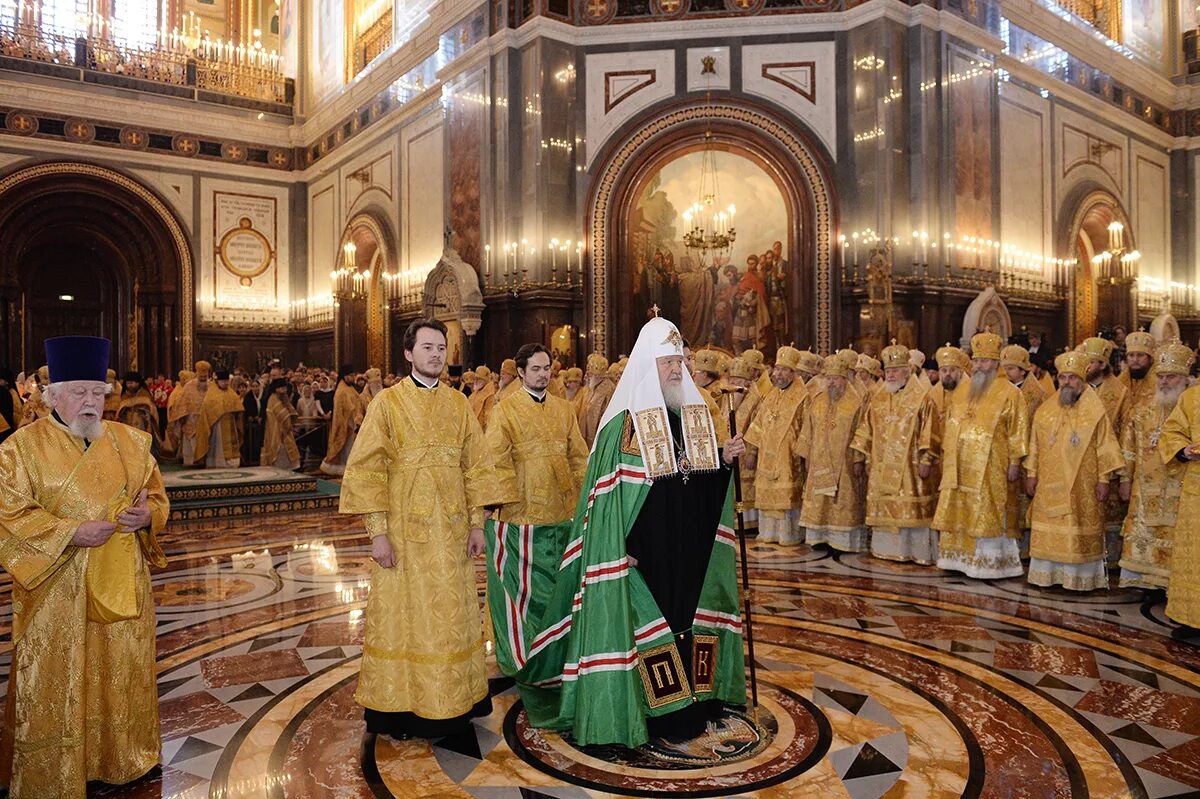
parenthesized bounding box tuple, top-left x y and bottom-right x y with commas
(0, 20, 291, 108)
(353, 8, 393, 77)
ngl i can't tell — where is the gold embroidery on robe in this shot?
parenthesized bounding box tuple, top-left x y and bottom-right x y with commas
(743, 381, 809, 511)
(1158, 386, 1200, 625)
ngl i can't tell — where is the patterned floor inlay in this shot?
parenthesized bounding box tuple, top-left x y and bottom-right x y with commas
(1, 516, 1199, 798)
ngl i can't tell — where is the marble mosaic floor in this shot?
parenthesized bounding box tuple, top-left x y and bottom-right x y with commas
(3, 515, 1200, 798)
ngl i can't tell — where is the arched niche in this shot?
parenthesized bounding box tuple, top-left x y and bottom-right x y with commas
(586, 99, 836, 357)
(1059, 187, 1135, 344)
(0, 161, 193, 375)
(335, 211, 396, 371)
(960, 287, 1012, 349)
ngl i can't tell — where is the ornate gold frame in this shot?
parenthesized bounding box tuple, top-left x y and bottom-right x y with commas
(0, 161, 195, 366)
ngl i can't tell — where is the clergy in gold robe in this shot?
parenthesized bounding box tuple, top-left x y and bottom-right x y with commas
(933, 331, 1029, 579)
(1118, 343, 1191, 590)
(743, 346, 811, 544)
(487, 344, 588, 524)
(692, 349, 726, 398)
(261, 379, 301, 470)
(192, 369, 243, 467)
(854, 354, 882, 400)
(340, 319, 497, 737)
(162, 368, 195, 459)
(562, 367, 583, 404)
(360, 367, 385, 411)
(1025, 352, 1124, 591)
(320, 365, 364, 476)
(853, 344, 941, 565)
(1118, 330, 1158, 409)
(16, 367, 50, 429)
(725, 356, 763, 519)
(496, 358, 521, 404)
(0, 336, 168, 799)
(116, 372, 161, 448)
(579, 356, 616, 447)
(102, 369, 121, 421)
(1001, 344, 1046, 551)
(1079, 335, 1130, 563)
(930, 344, 971, 428)
(798, 355, 868, 552)
(1158, 377, 1200, 640)
(546, 360, 566, 399)
(173, 361, 213, 466)
(469, 366, 499, 428)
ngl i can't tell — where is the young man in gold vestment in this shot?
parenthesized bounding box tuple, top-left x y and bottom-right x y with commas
(930, 344, 971, 423)
(0, 336, 169, 798)
(1119, 343, 1191, 590)
(1025, 352, 1124, 591)
(486, 343, 589, 525)
(933, 331, 1029, 579)
(339, 318, 499, 737)
(192, 369, 244, 468)
(743, 346, 815, 545)
(799, 355, 869, 552)
(853, 343, 941, 565)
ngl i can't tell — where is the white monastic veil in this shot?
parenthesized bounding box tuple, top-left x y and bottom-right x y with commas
(594, 317, 720, 480)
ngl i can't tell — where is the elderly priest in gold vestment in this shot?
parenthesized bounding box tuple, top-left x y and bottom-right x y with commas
(853, 342, 941, 565)
(486, 343, 588, 526)
(339, 318, 499, 737)
(1156, 355, 1200, 642)
(1119, 342, 1191, 590)
(933, 331, 1029, 579)
(0, 336, 168, 798)
(1024, 352, 1124, 591)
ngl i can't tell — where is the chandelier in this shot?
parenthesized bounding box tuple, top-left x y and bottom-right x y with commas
(682, 58, 736, 267)
(1090, 221, 1140, 285)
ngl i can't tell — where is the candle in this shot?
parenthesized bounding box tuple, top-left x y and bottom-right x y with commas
(484, 244, 491, 280)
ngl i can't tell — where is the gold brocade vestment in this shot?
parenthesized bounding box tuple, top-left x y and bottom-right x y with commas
(17, 389, 48, 429)
(852, 376, 940, 529)
(470, 382, 498, 429)
(192, 385, 243, 466)
(744, 380, 808, 511)
(728, 383, 763, 507)
(261, 394, 301, 469)
(1120, 397, 1183, 588)
(932, 379, 1029, 547)
(1006, 379, 1047, 538)
(1158, 386, 1200, 626)
(797, 386, 866, 533)
(117, 389, 160, 442)
(326, 382, 364, 468)
(487, 390, 589, 524)
(578, 377, 616, 447)
(168, 379, 207, 462)
(0, 418, 168, 799)
(1118, 368, 1157, 411)
(339, 379, 497, 718)
(1026, 389, 1124, 563)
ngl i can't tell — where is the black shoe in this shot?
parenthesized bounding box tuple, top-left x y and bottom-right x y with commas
(1170, 625, 1200, 643)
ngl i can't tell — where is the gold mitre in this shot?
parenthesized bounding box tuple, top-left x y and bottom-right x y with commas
(1000, 344, 1032, 372)
(194, 360, 212, 377)
(606, 362, 623, 379)
(1155, 342, 1194, 376)
(36, 365, 49, 382)
(462, 369, 476, 383)
(742, 348, 765, 371)
(856, 354, 882, 378)
(178, 369, 195, 383)
(586, 353, 609, 375)
(1076, 336, 1114, 363)
(798, 350, 825, 375)
(365, 367, 382, 381)
(909, 349, 926, 369)
(835, 346, 858, 370)
(775, 346, 803, 371)
(728, 356, 755, 380)
(475, 365, 492, 380)
(969, 331, 1002, 361)
(880, 341, 910, 370)
(106, 368, 117, 382)
(563, 367, 583, 381)
(501, 358, 518, 377)
(716, 351, 732, 375)
(823, 354, 853, 378)
(1125, 330, 1156, 355)
(935, 343, 971, 370)
(694, 349, 724, 375)
(1056, 350, 1089, 379)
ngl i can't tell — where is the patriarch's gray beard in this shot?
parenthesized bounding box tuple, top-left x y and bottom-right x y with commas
(69, 415, 103, 441)
(828, 383, 846, 403)
(662, 381, 684, 411)
(884, 379, 905, 394)
(1058, 385, 1081, 407)
(968, 369, 994, 400)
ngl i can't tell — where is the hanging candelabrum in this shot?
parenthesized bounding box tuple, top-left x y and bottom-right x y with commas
(484, 236, 586, 293)
(1091, 221, 1140, 286)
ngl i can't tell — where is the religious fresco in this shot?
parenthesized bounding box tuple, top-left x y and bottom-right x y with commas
(1124, 0, 1166, 68)
(627, 150, 791, 356)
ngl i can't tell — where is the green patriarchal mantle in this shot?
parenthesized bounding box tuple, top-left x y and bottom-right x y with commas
(485, 412, 747, 749)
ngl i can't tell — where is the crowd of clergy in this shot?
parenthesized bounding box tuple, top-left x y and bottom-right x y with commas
(462, 331, 1200, 645)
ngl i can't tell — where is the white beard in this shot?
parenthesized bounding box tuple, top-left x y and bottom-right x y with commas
(69, 415, 103, 441)
(969, 369, 994, 400)
(1157, 385, 1185, 411)
(662, 381, 684, 411)
(884, 379, 905, 394)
